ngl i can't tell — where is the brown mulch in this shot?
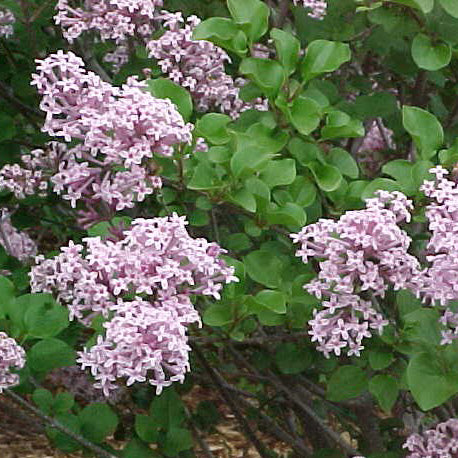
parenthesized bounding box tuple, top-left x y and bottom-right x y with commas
(0, 386, 292, 458)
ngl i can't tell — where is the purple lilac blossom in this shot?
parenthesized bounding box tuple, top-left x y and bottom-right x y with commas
(403, 418, 458, 458)
(55, 0, 163, 43)
(31, 51, 192, 212)
(0, 209, 37, 262)
(147, 12, 268, 119)
(291, 191, 420, 357)
(30, 214, 237, 395)
(293, 0, 327, 20)
(413, 166, 458, 344)
(0, 332, 26, 393)
(0, 8, 15, 39)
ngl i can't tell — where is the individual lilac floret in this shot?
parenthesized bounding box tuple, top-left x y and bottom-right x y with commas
(55, 0, 163, 43)
(147, 12, 268, 119)
(292, 191, 420, 357)
(0, 209, 37, 262)
(293, 0, 327, 20)
(31, 215, 237, 394)
(0, 8, 15, 39)
(31, 51, 192, 211)
(403, 418, 458, 458)
(0, 332, 26, 393)
(413, 166, 458, 344)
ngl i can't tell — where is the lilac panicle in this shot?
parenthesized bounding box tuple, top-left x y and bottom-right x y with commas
(292, 191, 419, 357)
(147, 12, 268, 119)
(31, 214, 237, 395)
(293, 0, 327, 20)
(0, 332, 26, 393)
(31, 51, 192, 212)
(403, 418, 458, 458)
(0, 8, 15, 39)
(55, 0, 163, 43)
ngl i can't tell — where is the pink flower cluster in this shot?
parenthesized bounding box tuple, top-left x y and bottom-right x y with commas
(292, 191, 420, 357)
(31, 51, 192, 212)
(55, 0, 163, 43)
(0, 331, 26, 393)
(147, 13, 268, 118)
(0, 209, 37, 262)
(358, 119, 395, 154)
(30, 214, 237, 395)
(0, 8, 15, 39)
(414, 166, 458, 344)
(293, 0, 327, 20)
(403, 418, 458, 458)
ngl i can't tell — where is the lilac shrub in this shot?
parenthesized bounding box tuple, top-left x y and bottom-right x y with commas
(30, 214, 237, 395)
(0, 210, 37, 262)
(0, 8, 15, 39)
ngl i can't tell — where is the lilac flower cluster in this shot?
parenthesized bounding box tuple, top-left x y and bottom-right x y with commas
(403, 418, 458, 458)
(0, 209, 37, 262)
(31, 214, 237, 395)
(0, 332, 26, 393)
(31, 51, 192, 212)
(358, 119, 395, 154)
(293, 0, 327, 20)
(0, 8, 15, 39)
(55, 0, 163, 43)
(147, 13, 268, 118)
(414, 166, 458, 344)
(292, 191, 420, 357)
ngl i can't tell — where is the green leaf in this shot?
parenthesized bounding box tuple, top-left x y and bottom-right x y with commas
(146, 78, 193, 121)
(321, 110, 365, 139)
(327, 366, 368, 401)
(327, 148, 359, 179)
(162, 427, 193, 457)
(208, 146, 231, 163)
(381, 159, 416, 195)
(290, 176, 317, 207)
(192, 17, 247, 55)
(255, 290, 286, 314)
(396, 289, 422, 317)
(0, 114, 16, 142)
(135, 414, 159, 443)
(307, 161, 343, 192)
(239, 58, 285, 97)
(0, 275, 15, 320)
(245, 250, 284, 288)
(227, 0, 270, 42)
(301, 40, 351, 82)
(188, 162, 221, 190)
(53, 392, 75, 414)
(411, 34, 451, 71)
(46, 413, 82, 453)
(361, 178, 402, 200)
(203, 303, 233, 326)
(353, 92, 398, 119)
(230, 188, 257, 212)
(368, 350, 394, 370)
(407, 352, 458, 410)
(260, 159, 296, 188)
(24, 293, 69, 338)
(230, 147, 273, 178)
(275, 343, 313, 374)
(33, 388, 54, 415)
(440, 0, 458, 17)
(150, 388, 185, 430)
(79, 403, 118, 443)
(390, 0, 434, 13)
(28, 338, 75, 373)
(195, 113, 232, 145)
(122, 439, 157, 458)
(369, 375, 399, 412)
(265, 202, 307, 227)
(270, 28, 300, 75)
(289, 96, 322, 135)
(402, 106, 444, 158)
